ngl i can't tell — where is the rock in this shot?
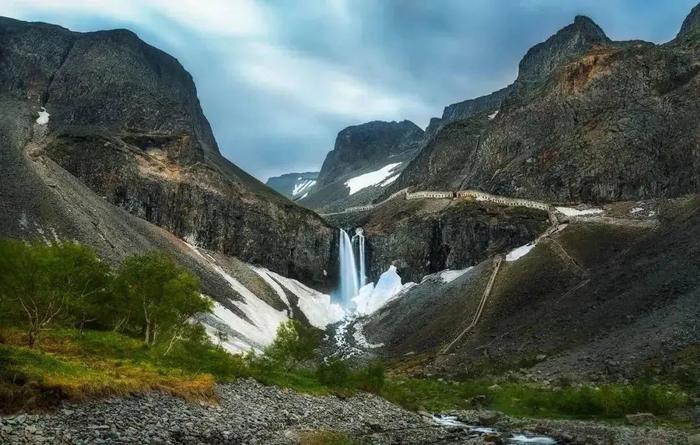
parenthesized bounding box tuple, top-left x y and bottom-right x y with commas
(688, 433, 700, 445)
(488, 384, 503, 391)
(0, 16, 336, 286)
(625, 413, 656, 425)
(536, 354, 547, 361)
(478, 411, 503, 426)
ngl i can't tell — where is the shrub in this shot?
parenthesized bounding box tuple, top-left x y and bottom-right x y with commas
(354, 361, 385, 393)
(317, 358, 351, 388)
(262, 320, 321, 370)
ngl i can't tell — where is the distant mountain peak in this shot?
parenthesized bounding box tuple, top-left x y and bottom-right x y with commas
(517, 14, 609, 83)
(677, 2, 700, 38)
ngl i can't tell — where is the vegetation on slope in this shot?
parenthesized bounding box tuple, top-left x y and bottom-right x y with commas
(0, 239, 693, 426)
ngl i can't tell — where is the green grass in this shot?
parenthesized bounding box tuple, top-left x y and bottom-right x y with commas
(380, 377, 690, 421)
(0, 326, 692, 423)
(0, 327, 244, 412)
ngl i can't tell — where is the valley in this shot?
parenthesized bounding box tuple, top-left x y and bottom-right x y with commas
(1, 3, 700, 445)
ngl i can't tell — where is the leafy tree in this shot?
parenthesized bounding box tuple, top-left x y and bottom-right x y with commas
(317, 358, 351, 387)
(263, 320, 321, 370)
(0, 240, 110, 347)
(114, 251, 211, 347)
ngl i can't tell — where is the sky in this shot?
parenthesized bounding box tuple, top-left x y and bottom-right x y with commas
(1, 1, 697, 181)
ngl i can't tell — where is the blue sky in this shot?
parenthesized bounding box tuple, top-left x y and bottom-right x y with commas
(1, 0, 696, 180)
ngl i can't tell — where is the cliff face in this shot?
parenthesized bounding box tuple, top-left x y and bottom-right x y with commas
(299, 120, 424, 212)
(316, 120, 424, 187)
(325, 198, 548, 283)
(0, 17, 336, 285)
(390, 11, 700, 204)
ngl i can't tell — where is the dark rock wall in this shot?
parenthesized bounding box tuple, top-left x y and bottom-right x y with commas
(0, 17, 336, 285)
(363, 201, 548, 283)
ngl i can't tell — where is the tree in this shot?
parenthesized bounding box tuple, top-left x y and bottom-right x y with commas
(263, 319, 321, 370)
(0, 240, 110, 347)
(114, 251, 211, 347)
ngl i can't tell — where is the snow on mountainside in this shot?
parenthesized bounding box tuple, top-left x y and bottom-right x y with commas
(265, 171, 319, 199)
(344, 163, 402, 195)
(186, 243, 344, 353)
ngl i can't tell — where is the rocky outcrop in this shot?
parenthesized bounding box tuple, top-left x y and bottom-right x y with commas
(265, 172, 318, 199)
(327, 198, 549, 283)
(389, 8, 700, 203)
(0, 17, 335, 285)
(316, 120, 424, 187)
(301, 120, 424, 212)
(678, 2, 700, 38)
(424, 85, 512, 140)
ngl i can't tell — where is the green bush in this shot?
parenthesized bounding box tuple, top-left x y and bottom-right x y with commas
(261, 320, 321, 370)
(317, 358, 351, 388)
(354, 361, 385, 393)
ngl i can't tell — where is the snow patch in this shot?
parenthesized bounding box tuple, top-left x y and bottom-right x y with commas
(555, 206, 604, 217)
(506, 243, 535, 262)
(184, 243, 287, 349)
(292, 179, 316, 196)
(438, 268, 472, 283)
(298, 192, 308, 200)
(344, 163, 401, 195)
(630, 207, 643, 214)
(353, 265, 415, 315)
(265, 269, 345, 329)
(36, 107, 50, 125)
(379, 173, 400, 187)
(488, 110, 499, 120)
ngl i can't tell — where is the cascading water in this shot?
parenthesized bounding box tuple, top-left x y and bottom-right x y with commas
(338, 228, 359, 305)
(353, 228, 367, 287)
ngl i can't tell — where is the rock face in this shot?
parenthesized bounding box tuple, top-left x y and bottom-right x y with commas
(678, 3, 700, 38)
(390, 10, 700, 204)
(299, 120, 425, 212)
(316, 120, 424, 187)
(0, 17, 335, 285)
(265, 172, 318, 199)
(424, 85, 512, 140)
(326, 198, 549, 283)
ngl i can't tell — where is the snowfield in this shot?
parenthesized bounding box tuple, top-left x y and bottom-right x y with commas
(185, 243, 343, 353)
(344, 163, 401, 195)
(556, 206, 604, 217)
(353, 265, 415, 315)
(292, 179, 316, 196)
(506, 243, 536, 262)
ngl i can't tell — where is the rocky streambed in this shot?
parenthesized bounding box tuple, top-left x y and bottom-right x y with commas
(0, 379, 693, 444)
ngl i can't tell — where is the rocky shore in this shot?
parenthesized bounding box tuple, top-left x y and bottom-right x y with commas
(1, 380, 695, 444)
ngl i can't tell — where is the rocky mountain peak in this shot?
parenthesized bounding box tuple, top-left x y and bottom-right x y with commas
(316, 120, 424, 186)
(517, 15, 609, 83)
(677, 2, 700, 38)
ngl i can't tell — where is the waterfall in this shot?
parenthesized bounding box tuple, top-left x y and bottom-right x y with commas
(338, 228, 359, 304)
(354, 228, 367, 287)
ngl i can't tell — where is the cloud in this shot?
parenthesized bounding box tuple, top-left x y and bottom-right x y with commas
(1, 0, 697, 181)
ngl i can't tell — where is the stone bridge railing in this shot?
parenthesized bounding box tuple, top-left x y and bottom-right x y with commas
(406, 189, 552, 212)
(320, 188, 552, 217)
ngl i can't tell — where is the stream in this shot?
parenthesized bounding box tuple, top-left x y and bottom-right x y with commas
(432, 414, 558, 444)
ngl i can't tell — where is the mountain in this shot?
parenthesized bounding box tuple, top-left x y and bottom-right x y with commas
(424, 84, 512, 140)
(265, 171, 318, 200)
(389, 14, 700, 203)
(0, 17, 335, 285)
(300, 120, 424, 212)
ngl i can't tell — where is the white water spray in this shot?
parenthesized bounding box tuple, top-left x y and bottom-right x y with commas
(353, 228, 367, 287)
(338, 229, 359, 305)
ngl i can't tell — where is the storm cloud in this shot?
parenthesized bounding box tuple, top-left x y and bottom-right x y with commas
(1, 0, 696, 180)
